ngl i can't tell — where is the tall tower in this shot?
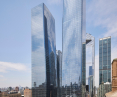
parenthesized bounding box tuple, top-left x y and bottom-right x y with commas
(31, 3, 57, 97)
(56, 50, 62, 97)
(86, 33, 95, 96)
(62, 0, 86, 96)
(99, 36, 111, 85)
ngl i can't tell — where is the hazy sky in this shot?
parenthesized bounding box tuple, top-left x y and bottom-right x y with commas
(0, 0, 117, 88)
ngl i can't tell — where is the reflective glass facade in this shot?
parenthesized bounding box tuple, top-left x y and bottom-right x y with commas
(82, 43, 86, 86)
(56, 50, 62, 97)
(86, 33, 95, 97)
(31, 3, 57, 97)
(99, 37, 111, 85)
(89, 66, 92, 76)
(62, 0, 86, 96)
(88, 76, 93, 97)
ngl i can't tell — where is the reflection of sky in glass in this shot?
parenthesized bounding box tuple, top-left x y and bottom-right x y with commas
(62, 0, 86, 96)
(31, 3, 57, 97)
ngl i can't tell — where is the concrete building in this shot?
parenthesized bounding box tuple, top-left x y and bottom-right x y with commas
(24, 89, 32, 97)
(97, 82, 111, 97)
(112, 58, 117, 91)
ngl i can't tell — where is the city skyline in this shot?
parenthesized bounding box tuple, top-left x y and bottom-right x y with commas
(0, 0, 117, 89)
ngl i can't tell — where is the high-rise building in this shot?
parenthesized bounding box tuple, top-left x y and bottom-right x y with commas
(31, 3, 57, 97)
(56, 50, 62, 97)
(88, 66, 93, 97)
(86, 33, 95, 86)
(62, 0, 86, 96)
(99, 37, 111, 85)
(86, 33, 95, 97)
(89, 66, 92, 76)
(82, 42, 86, 87)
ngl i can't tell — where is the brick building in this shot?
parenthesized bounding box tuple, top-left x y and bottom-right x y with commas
(0, 92, 21, 97)
(112, 58, 117, 91)
(24, 89, 32, 97)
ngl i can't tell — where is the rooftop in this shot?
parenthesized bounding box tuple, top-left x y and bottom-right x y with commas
(105, 91, 117, 97)
(113, 58, 117, 61)
(99, 36, 111, 40)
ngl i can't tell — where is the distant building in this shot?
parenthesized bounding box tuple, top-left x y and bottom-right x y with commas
(24, 89, 32, 97)
(15, 87, 19, 92)
(0, 91, 21, 97)
(112, 58, 117, 91)
(8, 87, 12, 91)
(97, 82, 111, 97)
(99, 37, 111, 85)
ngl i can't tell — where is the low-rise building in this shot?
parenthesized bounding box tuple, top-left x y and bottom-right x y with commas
(0, 91, 21, 97)
(24, 89, 32, 97)
(112, 58, 117, 91)
(97, 82, 111, 97)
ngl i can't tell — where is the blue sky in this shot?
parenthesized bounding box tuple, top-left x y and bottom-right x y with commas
(0, 0, 117, 88)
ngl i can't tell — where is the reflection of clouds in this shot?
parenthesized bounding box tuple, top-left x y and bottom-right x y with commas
(31, 4, 43, 39)
(44, 4, 57, 86)
(44, 4, 56, 48)
(62, 0, 85, 88)
(32, 46, 45, 87)
(31, 4, 46, 87)
(31, 4, 56, 88)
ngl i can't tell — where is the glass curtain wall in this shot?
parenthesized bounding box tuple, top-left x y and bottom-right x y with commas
(86, 33, 95, 97)
(62, 0, 86, 97)
(99, 37, 111, 85)
(56, 50, 62, 97)
(31, 3, 57, 97)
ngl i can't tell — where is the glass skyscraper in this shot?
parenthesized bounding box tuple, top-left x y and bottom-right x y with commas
(88, 66, 93, 97)
(56, 50, 62, 97)
(89, 66, 93, 76)
(62, 0, 86, 96)
(99, 37, 111, 85)
(31, 3, 57, 97)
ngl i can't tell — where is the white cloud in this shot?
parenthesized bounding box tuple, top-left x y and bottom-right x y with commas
(87, 0, 117, 37)
(87, 0, 117, 88)
(0, 75, 4, 77)
(0, 61, 27, 73)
